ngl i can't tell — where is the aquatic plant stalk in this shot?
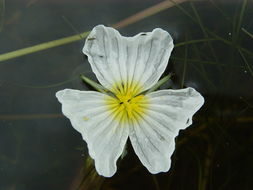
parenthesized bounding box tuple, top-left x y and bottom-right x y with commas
(2, 76, 79, 89)
(181, 36, 188, 88)
(112, 0, 187, 29)
(80, 74, 107, 93)
(238, 49, 253, 76)
(171, 0, 253, 56)
(0, 31, 90, 62)
(235, 0, 248, 40)
(174, 38, 218, 47)
(242, 28, 253, 39)
(146, 74, 171, 93)
(0, 0, 187, 62)
(191, 3, 218, 58)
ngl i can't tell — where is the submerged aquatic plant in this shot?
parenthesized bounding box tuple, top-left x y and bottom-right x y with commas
(56, 25, 204, 177)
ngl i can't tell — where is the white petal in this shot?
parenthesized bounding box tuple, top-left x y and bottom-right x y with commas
(129, 87, 204, 173)
(56, 89, 129, 177)
(83, 25, 174, 94)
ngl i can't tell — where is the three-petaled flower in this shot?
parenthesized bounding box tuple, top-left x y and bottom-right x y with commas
(56, 25, 204, 177)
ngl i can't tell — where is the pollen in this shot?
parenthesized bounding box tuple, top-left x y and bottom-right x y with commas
(106, 81, 149, 123)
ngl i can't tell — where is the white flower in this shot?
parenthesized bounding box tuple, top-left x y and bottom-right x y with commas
(56, 25, 204, 177)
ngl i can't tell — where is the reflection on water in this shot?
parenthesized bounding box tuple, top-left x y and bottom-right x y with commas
(0, 0, 253, 189)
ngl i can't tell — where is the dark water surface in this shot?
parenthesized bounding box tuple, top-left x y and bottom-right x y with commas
(0, 0, 253, 190)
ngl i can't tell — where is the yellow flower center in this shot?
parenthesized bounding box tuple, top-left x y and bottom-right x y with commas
(106, 82, 149, 124)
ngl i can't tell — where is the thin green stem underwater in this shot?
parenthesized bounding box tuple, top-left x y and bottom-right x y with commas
(190, 2, 219, 63)
(170, 57, 245, 68)
(0, 31, 90, 62)
(209, 0, 250, 41)
(80, 74, 172, 94)
(0, 76, 79, 89)
(0, 0, 187, 63)
(208, 0, 231, 22)
(181, 34, 188, 88)
(207, 30, 253, 56)
(242, 28, 253, 39)
(238, 49, 253, 76)
(235, 0, 248, 41)
(172, 0, 253, 57)
(174, 38, 218, 48)
(80, 74, 107, 93)
(151, 175, 161, 190)
(146, 74, 171, 93)
(2, 0, 251, 63)
(112, 0, 187, 29)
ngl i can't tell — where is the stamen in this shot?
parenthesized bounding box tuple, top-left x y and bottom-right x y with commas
(106, 81, 148, 124)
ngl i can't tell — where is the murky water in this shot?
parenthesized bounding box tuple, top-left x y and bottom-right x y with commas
(0, 0, 253, 189)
